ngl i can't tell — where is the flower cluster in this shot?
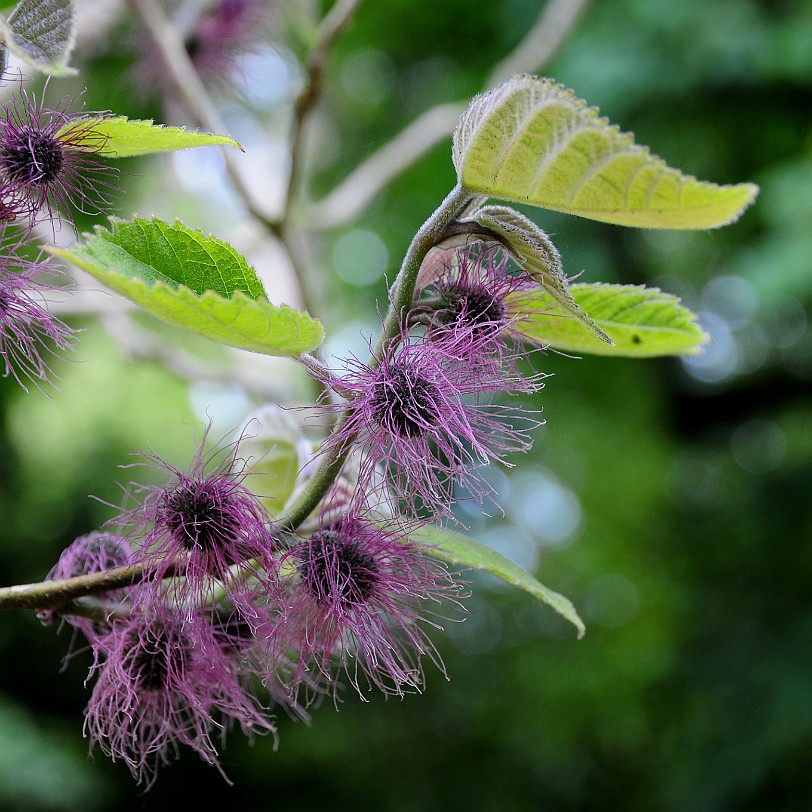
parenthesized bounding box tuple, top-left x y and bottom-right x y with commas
(45, 242, 545, 786)
(317, 242, 546, 520)
(0, 74, 117, 392)
(47, 427, 465, 786)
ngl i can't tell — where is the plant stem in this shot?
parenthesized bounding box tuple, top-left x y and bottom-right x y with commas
(282, 0, 365, 225)
(0, 563, 151, 611)
(373, 183, 471, 361)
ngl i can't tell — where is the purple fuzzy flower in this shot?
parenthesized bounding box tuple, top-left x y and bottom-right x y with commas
(280, 515, 465, 700)
(189, 0, 264, 77)
(50, 530, 134, 581)
(418, 243, 537, 351)
(317, 330, 543, 519)
(85, 595, 275, 788)
(133, 0, 267, 102)
(208, 592, 314, 720)
(0, 84, 117, 229)
(114, 428, 279, 614)
(41, 531, 134, 641)
(0, 244, 77, 392)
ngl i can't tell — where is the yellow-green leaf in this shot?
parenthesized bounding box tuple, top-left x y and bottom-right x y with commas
(56, 117, 241, 158)
(453, 75, 758, 229)
(512, 282, 708, 357)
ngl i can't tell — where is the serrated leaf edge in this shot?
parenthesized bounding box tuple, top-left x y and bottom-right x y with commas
(454, 74, 759, 229)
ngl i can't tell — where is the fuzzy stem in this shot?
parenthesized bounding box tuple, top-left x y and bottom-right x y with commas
(373, 183, 472, 361)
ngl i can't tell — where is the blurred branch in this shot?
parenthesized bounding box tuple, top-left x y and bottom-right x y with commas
(282, 0, 365, 224)
(100, 311, 291, 400)
(129, 0, 278, 232)
(127, 0, 360, 403)
(303, 0, 590, 231)
(305, 102, 466, 229)
(484, 0, 590, 87)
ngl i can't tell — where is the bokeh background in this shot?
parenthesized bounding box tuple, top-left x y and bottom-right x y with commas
(1, 0, 811, 809)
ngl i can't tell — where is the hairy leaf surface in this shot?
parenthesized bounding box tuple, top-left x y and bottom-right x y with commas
(454, 75, 758, 229)
(2, 0, 76, 74)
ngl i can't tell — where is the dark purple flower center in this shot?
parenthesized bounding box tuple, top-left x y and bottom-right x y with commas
(130, 626, 185, 692)
(301, 530, 379, 605)
(159, 478, 241, 552)
(437, 281, 506, 331)
(2, 128, 64, 188)
(369, 361, 441, 438)
(185, 33, 202, 60)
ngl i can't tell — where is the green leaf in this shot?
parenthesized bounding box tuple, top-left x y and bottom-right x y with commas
(2, 0, 76, 74)
(453, 74, 758, 229)
(468, 204, 612, 345)
(47, 217, 324, 356)
(512, 282, 708, 357)
(56, 117, 242, 158)
(412, 525, 585, 638)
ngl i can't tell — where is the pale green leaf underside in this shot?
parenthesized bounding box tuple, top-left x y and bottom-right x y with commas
(3, 0, 76, 74)
(469, 204, 611, 344)
(512, 282, 707, 357)
(244, 441, 300, 516)
(47, 217, 324, 356)
(454, 75, 758, 229)
(412, 525, 585, 638)
(56, 117, 242, 158)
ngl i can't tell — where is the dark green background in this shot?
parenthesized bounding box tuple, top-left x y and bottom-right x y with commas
(1, 0, 811, 809)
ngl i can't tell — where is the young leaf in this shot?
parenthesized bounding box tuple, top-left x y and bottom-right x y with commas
(453, 75, 758, 229)
(412, 525, 585, 638)
(56, 117, 242, 158)
(468, 204, 611, 345)
(1, 0, 77, 75)
(512, 283, 708, 357)
(47, 217, 324, 356)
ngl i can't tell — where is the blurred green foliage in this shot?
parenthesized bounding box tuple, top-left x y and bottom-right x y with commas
(1, 0, 811, 809)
